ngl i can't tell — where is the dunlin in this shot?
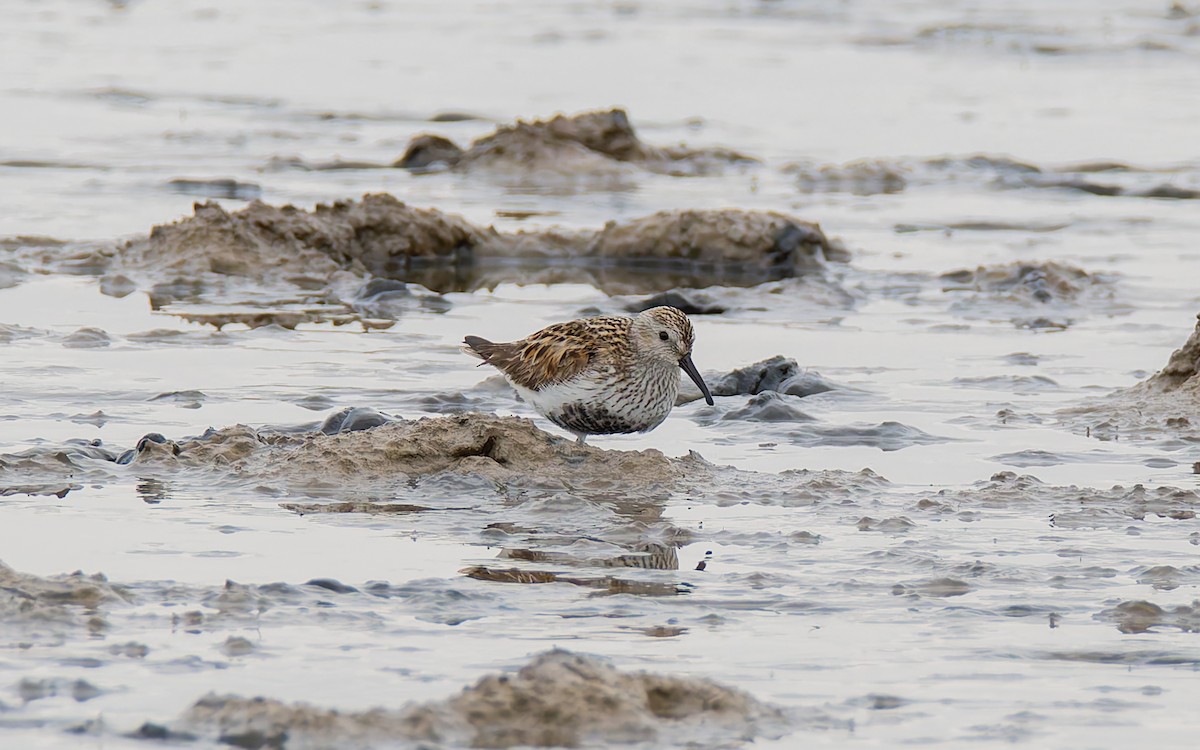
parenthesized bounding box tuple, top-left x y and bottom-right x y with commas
(464, 306, 715, 443)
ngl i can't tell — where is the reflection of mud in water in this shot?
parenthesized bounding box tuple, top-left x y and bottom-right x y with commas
(166, 177, 262, 200)
(180, 649, 794, 749)
(401, 259, 838, 297)
(784, 158, 908, 195)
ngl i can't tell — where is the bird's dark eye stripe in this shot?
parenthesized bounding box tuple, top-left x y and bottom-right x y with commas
(658, 331, 669, 341)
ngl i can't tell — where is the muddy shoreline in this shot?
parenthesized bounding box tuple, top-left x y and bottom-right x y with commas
(4, 2, 1200, 748)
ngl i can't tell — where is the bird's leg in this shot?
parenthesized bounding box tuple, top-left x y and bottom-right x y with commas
(575, 434, 587, 445)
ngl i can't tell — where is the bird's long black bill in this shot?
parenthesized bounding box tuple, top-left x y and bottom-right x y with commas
(679, 354, 714, 406)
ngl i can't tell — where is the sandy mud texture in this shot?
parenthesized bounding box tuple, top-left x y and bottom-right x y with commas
(178, 649, 787, 748)
(1061, 312, 1200, 442)
(0, 437, 128, 498)
(1146, 312, 1200, 394)
(396, 108, 757, 178)
(0, 561, 126, 640)
(3, 412, 890, 515)
(784, 158, 908, 195)
(106, 413, 685, 505)
(783, 153, 1200, 200)
(111, 194, 847, 298)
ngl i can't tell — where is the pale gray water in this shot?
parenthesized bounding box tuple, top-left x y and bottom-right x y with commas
(2, 1, 1200, 748)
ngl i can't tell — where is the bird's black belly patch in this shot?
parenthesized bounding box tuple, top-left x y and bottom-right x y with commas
(551, 402, 644, 435)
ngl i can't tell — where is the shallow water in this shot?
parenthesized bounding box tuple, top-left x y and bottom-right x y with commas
(2, 1, 1200, 748)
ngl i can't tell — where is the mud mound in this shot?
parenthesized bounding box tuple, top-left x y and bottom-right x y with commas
(115, 195, 847, 300)
(119, 193, 491, 280)
(1097, 600, 1200, 634)
(127, 413, 680, 493)
(0, 438, 125, 497)
(397, 108, 757, 178)
(708, 355, 841, 398)
(182, 649, 786, 748)
(1146, 312, 1200, 392)
(624, 289, 728, 315)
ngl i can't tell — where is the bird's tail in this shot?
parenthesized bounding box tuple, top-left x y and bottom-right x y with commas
(462, 335, 498, 364)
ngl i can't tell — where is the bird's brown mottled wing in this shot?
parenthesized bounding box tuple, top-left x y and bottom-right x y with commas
(470, 317, 629, 392)
(484, 320, 595, 391)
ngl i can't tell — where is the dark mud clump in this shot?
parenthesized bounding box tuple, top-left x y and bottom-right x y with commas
(393, 133, 465, 170)
(166, 178, 262, 201)
(674, 357, 933, 450)
(707, 355, 839, 398)
(180, 649, 788, 748)
(116, 194, 847, 299)
(679, 355, 844, 404)
(720, 392, 818, 422)
(118, 193, 489, 281)
(397, 108, 757, 178)
(1145, 313, 1200, 393)
(318, 406, 395, 435)
(929, 472, 1200, 526)
(624, 289, 727, 315)
(805, 153, 1200, 202)
(583, 209, 845, 271)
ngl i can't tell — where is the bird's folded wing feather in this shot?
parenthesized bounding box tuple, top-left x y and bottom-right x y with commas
(488, 320, 599, 391)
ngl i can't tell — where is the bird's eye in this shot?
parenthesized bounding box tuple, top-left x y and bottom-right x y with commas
(658, 331, 670, 341)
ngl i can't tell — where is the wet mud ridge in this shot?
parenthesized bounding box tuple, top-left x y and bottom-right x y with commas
(1060, 311, 1200, 444)
(0, 557, 814, 747)
(1, 345, 940, 502)
(397, 107, 758, 178)
(173, 649, 792, 749)
(111, 194, 847, 300)
(127, 413, 686, 496)
(49, 193, 855, 330)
